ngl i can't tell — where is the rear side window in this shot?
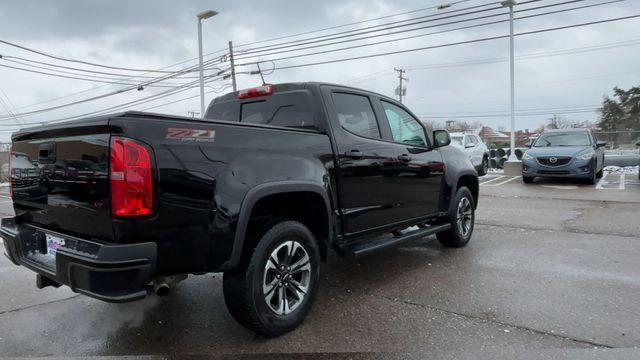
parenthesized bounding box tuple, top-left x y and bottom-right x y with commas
(240, 92, 315, 130)
(332, 93, 380, 139)
(207, 101, 238, 122)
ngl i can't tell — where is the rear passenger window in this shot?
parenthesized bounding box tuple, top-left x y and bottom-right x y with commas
(332, 93, 380, 139)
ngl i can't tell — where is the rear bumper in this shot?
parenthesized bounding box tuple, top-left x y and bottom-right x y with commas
(1, 217, 157, 303)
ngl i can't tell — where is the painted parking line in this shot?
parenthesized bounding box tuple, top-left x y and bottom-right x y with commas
(595, 172, 608, 190)
(595, 172, 639, 190)
(480, 176, 505, 186)
(484, 176, 522, 187)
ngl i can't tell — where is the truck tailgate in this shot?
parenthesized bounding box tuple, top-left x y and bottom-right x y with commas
(11, 121, 113, 241)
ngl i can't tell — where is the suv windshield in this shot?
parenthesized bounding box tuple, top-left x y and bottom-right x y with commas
(533, 132, 591, 147)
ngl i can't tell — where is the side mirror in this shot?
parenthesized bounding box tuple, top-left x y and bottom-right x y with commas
(433, 130, 451, 148)
(596, 141, 607, 148)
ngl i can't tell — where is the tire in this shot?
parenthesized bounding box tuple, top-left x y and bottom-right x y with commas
(478, 156, 488, 176)
(437, 186, 475, 248)
(523, 176, 534, 184)
(596, 168, 603, 179)
(223, 220, 320, 336)
(586, 166, 597, 185)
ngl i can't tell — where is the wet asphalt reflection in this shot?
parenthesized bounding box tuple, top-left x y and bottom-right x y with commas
(0, 182, 639, 357)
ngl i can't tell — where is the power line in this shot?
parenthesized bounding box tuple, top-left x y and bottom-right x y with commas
(239, 14, 640, 72)
(0, 88, 19, 124)
(235, 1, 513, 59)
(0, 38, 228, 73)
(235, 0, 504, 56)
(234, 0, 478, 48)
(0, 59, 188, 87)
(0, 62, 230, 120)
(1, 52, 230, 114)
(0, 75, 227, 128)
(0, 54, 210, 79)
(401, 38, 640, 72)
(235, 0, 618, 65)
(141, 84, 233, 111)
(234, 0, 567, 60)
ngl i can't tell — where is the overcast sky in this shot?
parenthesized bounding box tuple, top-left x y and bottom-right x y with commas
(0, 0, 639, 141)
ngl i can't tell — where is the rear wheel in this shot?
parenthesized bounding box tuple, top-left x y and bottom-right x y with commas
(437, 187, 475, 248)
(523, 176, 534, 184)
(223, 220, 320, 336)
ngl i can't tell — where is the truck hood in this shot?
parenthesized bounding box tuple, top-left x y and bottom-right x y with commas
(526, 146, 592, 157)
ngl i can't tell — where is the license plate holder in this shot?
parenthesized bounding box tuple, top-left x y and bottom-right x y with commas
(45, 233, 65, 257)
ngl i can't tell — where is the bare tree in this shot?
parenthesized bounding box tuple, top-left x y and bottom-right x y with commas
(421, 119, 444, 133)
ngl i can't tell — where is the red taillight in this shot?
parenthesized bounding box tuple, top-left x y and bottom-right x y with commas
(109, 137, 153, 217)
(8, 145, 12, 198)
(238, 85, 273, 99)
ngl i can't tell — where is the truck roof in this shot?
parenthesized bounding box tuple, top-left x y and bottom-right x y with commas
(210, 82, 396, 104)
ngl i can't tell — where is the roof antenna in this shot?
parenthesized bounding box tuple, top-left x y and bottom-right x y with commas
(250, 63, 267, 85)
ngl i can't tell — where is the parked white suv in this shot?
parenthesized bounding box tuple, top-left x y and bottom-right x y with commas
(450, 132, 489, 176)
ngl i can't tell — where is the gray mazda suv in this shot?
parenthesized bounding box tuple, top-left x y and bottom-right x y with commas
(521, 128, 606, 184)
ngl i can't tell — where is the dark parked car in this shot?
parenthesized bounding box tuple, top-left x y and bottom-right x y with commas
(1, 82, 478, 336)
(521, 128, 606, 184)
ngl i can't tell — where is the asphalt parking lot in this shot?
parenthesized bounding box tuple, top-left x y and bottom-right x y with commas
(1, 173, 639, 359)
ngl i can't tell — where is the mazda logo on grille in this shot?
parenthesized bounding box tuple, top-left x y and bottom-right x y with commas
(549, 157, 558, 163)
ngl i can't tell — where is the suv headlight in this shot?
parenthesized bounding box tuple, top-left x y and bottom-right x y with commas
(522, 152, 534, 160)
(578, 152, 595, 161)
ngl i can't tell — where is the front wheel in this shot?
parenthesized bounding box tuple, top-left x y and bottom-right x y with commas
(223, 220, 320, 336)
(586, 167, 597, 185)
(478, 156, 488, 176)
(437, 186, 475, 248)
(523, 176, 534, 184)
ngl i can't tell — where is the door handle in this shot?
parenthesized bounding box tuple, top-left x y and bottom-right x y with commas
(346, 149, 364, 159)
(398, 154, 412, 162)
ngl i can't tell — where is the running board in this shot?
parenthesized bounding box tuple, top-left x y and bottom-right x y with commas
(340, 223, 451, 258)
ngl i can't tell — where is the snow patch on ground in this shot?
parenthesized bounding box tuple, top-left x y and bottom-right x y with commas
(488, 168, 505, 174)
(604, 166, 639, 175)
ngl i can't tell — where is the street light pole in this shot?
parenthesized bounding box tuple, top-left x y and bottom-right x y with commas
(502, 0, 519, 163)
(197, 10, 218, 117)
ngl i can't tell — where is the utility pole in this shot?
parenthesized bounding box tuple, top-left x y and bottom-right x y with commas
(502, 0, 518, 163)
(501, 0, 521, 176)
(228, 41, 237, 92)
(394, 67, 408, 103)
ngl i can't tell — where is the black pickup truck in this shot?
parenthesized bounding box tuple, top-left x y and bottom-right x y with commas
(2, 82, 478, 336)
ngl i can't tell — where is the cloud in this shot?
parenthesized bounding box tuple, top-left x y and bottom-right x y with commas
(0, 0, 639, 140)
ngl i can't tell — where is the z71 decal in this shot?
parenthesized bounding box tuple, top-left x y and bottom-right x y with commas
(166, 128, 216, 142)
